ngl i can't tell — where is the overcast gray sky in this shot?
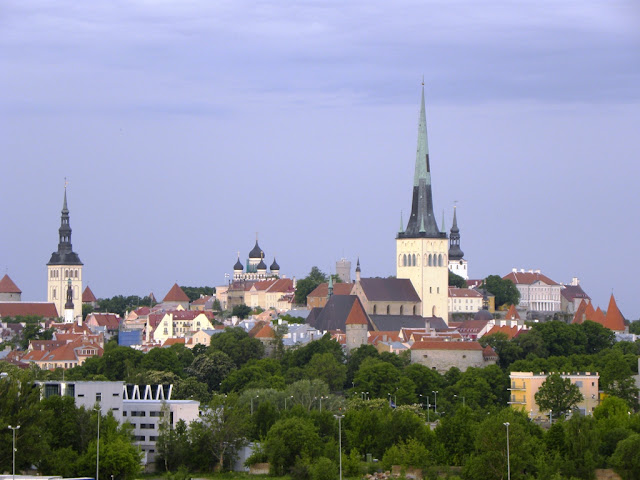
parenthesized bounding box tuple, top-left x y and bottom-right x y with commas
(1, 1, 639, 319)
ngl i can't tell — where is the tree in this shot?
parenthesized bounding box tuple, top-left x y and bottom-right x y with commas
(180, 286, 215, 302)
(264, 416, 322, 475)
(449, 270, 467, 288)
(484, 275, 520, 309)
(534, 373, 584, 417)
(231, 304, 252, 319)
(600, 350, 639, 409)
(478, 332, 523, 369)
(305, 352, 347, 392)
(208, 327, 264, 367)
(294, 266, 328, 305)
(186, 351, 236, 391)
(611, 433, 640, 480)
(628, 321, 640, 335)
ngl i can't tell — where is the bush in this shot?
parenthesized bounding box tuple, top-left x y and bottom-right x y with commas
(310, 457, 338, 480)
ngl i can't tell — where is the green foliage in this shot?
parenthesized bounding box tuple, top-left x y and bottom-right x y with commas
(448, 270, 467, 288)
(208, 327, 264, 367)
(186, 351, 235, 391)
(97, 294, 155, 317)
(535, 373, 584, 417)
(265, 416, 323, 475)
(294, 266, 328, 305)
(561, 414, 599, 479)
(19, 323, 55, 350)
(305, 352, 347, 392)
(611, 433, 640, 480)
(628, 321, 640, 335)
(180, 286, 215, 302)
(484, 275, 520, 309)
(82, 303, 94, 320)
(382, 437, 432, 470)
(310, 457, 338, 480)
(231, 304, 252, 319)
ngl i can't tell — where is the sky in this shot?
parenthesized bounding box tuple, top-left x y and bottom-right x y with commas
(1, 1, 639, 318)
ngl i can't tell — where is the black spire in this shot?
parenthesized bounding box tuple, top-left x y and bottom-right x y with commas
(48, 187, 83, 266)
(398, 84, 445, 239)
(448, 206, 464, 260)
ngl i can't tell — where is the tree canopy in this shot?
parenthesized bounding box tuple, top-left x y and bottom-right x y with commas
(484, 275, 520, 309)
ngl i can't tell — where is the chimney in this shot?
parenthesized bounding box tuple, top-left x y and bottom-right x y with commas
(512, 268, 517, 273)
(572, 277, 579, 286)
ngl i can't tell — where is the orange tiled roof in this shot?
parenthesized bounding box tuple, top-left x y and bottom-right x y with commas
(603, 294, 625, 332)
(572, 299, 588, 324)
(254, 323, 275, 339)
(486, 325, 520, 339)
(163, 338, 186, 347)
(0, 302, 59, 318)
(0, 275, 21, 294)
(593, 307, 606, 325)
(87, 313, 121, 330)
(505, 304, 520, 320)
(345, 298, 369, 326)
(308, 282, 354, 298)
(163, 283, 190, 302)
(584, 301, 597, 321)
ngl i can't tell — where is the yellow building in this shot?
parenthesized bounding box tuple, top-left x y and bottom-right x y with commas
(509, 371, 600, 419)
(151, 311, 215, 345)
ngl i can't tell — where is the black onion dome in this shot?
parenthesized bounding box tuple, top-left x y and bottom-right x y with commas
(249, 241, 263, 259)
(270, 258, 280, 271)
(234, 258, 243, 270)
(257, 259, 267, 270)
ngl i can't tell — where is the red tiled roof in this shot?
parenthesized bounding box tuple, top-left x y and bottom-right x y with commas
(191, 295, 212, 305)
(448, 288, 482, 298)
(308, 283, 354, 298)
(82, 286, 97, 302)
(486, 325, 520, 339)
(345, 297, 369, 326)
(572, 299, 588, 324)
(267, 278, 295, 293)
(163, 283, 190, 302)
(410, 341, 484, 351)
(0, 302, 59, 318)
(87, 313, 121, 330)
(593, 307, 606, 325)
(163, 338, 186, 347)
(248, 321, 268, 338)
(254, 323, 276, 339)
(603, 294, 626, 332)
(483, 345, 498, 358)
(134, 306, 151, 316)
(584, 301, 597, 321)
(505, 304, 520, 321)
(503, 271, 559, 286)
(457, 320, 491, 333)
(0, 275, 21, 294)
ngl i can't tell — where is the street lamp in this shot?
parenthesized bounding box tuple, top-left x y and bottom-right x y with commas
(549, 409, 553, 425)
(251, 395, 259, 415)
(8, 425, 20, 480)
(454, 394, 465, 408)
(95, 408, 100, 480)
(285, 395, 293, 409)
(334, 413, 344, 480)
(504, 422, 511, 480)
(432, 391, 438, 413)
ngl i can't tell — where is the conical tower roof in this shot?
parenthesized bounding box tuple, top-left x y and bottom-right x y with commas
(0, 274, 21, 294)
(603, 294, 626, 331)
(163, 283, 190, 303)
(48, 186, 83, 266)
(572, 300, 588, 324)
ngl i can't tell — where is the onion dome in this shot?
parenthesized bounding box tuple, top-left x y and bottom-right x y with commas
(249, 240, 263, 259)
(257, 259, 267, 271)
(234, 255, 243, 271)
(270, 258, 280, 271)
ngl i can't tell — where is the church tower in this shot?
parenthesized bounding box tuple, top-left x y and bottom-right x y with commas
(448, 206, 468, 280)
(47, 186, 83, 320)
(396, 83, 449, 323)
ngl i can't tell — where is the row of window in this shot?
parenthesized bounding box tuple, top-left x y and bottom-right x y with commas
(399, 253, 446, 267)
(49, 269, 80, 279)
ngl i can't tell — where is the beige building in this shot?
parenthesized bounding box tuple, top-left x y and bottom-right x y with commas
(509, 371, 600, 419)
(150, 311, 215, 345)
(448, 288, 483, 313)
(410, 340, 496, 372)
(396, 85, 449, 323)
(244, 278, 295, 311)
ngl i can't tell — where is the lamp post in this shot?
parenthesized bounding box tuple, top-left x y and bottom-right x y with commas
(8, 425, 19, 480)
(285, 395, 293, 410)
(334, 413, 344, 480)
(549, 409, 553, 425)
(432, 391, 438, 413)
(95, 408, 100, 480)
(454, 394, 465, 408)
(504, 422, 511, 480)
(251, 395, 259, 415)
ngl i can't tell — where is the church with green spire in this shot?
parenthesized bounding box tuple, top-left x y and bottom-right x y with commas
(396, 83, 449, 323)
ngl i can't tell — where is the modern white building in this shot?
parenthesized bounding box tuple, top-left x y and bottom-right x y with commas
(37, 381, 200, 467)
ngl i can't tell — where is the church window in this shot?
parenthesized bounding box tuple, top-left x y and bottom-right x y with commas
(373, 305, 377, 314)
(438, 254, 443, 267)
(412, 254, 416, 266)
(386, 305, 390, 315)
(403, 254, 407, 267)
(400, 306, 404, 315)
(65, 270, 69, 277)
(413, 305, 416, 315)
(430, 287, 432, 294)
(428, 254, 432, 266)
(398, 255, 402, 267)
(52, 288, 57, 299)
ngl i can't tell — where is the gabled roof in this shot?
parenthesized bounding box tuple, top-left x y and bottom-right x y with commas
(561, 285, 590, 302)
(503, 271, 559, 286)
(309, 295, 374, 332)
(163, 284, 190, 303)
(0, 275, 21, 294)
(308, 283, 353, 298)
(483, 345, 498, 359)
(267, 278, 295, 293)
(359, 278, 421, 302)
(345, 298, 369, 326)
(191, 295, 212, 306)
(603, 294, 626, 332)
(163, 338, 186, 347)
(254, 323, 276, 339)
(448, 288, 482, 298)
(82, 286, 97, 302)
(410, 341, 484, 351)
(505, 304, 520, 321)
(486, 325, 520, 339)
(457, 319, 491, 333)
(87, 313, 121, 330)
(0, 302, 59, 318)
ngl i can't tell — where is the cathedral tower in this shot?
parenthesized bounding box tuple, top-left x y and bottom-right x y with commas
(47, 186, 83, 320)
(396, 84, 449, 322)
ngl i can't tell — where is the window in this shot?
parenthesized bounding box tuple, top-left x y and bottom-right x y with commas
(134, 435, 145, 442)
(399, 306, 404, 315)
(113, 393, 119, 397)
(149, 436, 157, 442)
(140, 424, 154, 429)
(131, 411, 146, 417)
(150, 411, 164, 417)
(386, 305, 390, 315)
(96, 392, 102, 402)
(123, 411, 127, 417)
(373, 305, 377, 314)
